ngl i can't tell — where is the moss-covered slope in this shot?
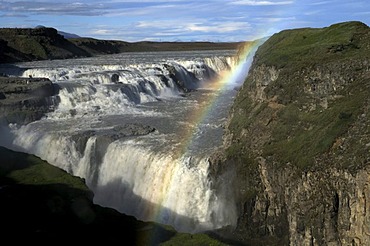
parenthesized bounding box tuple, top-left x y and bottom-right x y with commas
(227, 21, 369, 170)
(213, 21, 370, 245)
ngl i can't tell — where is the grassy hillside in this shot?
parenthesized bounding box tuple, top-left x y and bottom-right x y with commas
(227, 21, 370, 170)
(0, 27, 241, 64)
(255, 21, 369, 68)
(0, 27, 90, 62)
(219, 21, 370, 244)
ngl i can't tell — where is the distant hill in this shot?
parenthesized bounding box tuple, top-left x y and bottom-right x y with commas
(58, 30, 81, 39)
(0, 27, 242, 64)
(35, 25, 80, 39)
(0, 27, 90, 62)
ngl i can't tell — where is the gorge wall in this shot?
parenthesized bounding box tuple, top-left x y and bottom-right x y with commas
(211, 21, 370, 245)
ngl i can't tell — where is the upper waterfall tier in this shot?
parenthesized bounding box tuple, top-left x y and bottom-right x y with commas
(0, 50, 236, 119)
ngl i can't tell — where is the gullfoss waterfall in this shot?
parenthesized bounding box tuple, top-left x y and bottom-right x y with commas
(1, 46, 260, 233)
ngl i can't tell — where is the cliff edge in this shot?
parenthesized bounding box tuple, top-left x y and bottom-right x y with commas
(211, 21, 370, 245)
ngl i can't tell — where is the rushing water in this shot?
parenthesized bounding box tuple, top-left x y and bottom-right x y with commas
(0, 50, 244, 232)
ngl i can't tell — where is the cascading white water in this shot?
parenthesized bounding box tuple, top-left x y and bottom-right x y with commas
(0, 50, 240, 233)
(10, 122, 237, 232)
(93, 141, 236, 232)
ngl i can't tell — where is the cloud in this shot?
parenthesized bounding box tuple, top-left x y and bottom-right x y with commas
(303, 10, 322, 16)
(135, 19, 251, 34)
(1, 0, 198, 18)
(308, 1, 335, 6)
(187, 22, 251, 33)
(254, 16, 296, 22)
(231, 0, 294, 6)
(136, 20, 185, 29)
(2, 1, 108, 16)
(1, 0, 369, 42)
(90, 29, 113, 35)
(85, 18, 253, 42)
(0, 13, 28, 17)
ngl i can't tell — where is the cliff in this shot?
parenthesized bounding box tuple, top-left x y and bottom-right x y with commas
(211, 21, 370, 245)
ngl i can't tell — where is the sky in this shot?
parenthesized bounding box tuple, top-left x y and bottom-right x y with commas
(0, 0, 369, 42)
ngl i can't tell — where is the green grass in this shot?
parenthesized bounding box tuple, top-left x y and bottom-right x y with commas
(256, 21, 368, 68)
(225, 21, 369, 171)
(0, 146, 90, 200)
(263, 79, 366, 170)
(160, 233, 229, 246)
(10, 36, 48, 59)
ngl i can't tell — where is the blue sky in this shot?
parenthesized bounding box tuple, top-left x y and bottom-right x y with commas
(0, 0, 369, 42)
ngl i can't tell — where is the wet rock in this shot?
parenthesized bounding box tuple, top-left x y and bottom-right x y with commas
(112, 123, 156, 137)
(164, 64, 199, 92)
(111, 73, 119, 83)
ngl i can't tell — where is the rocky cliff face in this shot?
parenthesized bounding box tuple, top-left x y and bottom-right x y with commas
(211, 21, 370, 245)
(0, 76, 57, 125)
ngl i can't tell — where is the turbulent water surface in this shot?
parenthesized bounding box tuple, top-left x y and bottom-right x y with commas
(0, 50, 244, 232)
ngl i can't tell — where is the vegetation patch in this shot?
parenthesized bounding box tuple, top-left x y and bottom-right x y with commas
(160, 233, 229, 246)
(225, 21, 370, 171)
(255, 21, 368, 69)
(264, 89, 365, 169)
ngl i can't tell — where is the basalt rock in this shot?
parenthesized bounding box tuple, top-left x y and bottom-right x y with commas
(164, 64, 199, 92)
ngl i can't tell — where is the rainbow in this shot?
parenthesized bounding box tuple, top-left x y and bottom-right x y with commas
(140, 39, 264, 244)
(177, 39, 264, 158)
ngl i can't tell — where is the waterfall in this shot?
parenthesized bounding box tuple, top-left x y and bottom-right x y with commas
(10, 124, 237, 233)
(1, 50, 239, 233)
